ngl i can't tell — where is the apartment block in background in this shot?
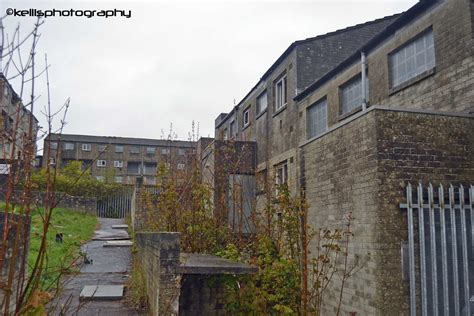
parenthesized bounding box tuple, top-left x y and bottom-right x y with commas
(43, 134, 196, 186)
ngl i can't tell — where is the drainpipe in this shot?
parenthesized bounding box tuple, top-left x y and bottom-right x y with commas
(361, 51, 367, 111)
(0, 18, 4, 72)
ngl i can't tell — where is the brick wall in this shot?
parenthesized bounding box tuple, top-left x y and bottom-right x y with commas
(301, 108, 474, 314)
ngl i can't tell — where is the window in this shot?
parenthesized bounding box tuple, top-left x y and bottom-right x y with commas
(146, 147, 155, 155)
(50, 142, 58, 150)
(115, 176, 123, 183)
(275, 75, 287, 110)
(64, 143, 74, 150)
(82, 143, 91, 151)
(96, 175, 105, 182)
(229, 121, 235, 138)
(161, 148, 170, 155)
(307, 99, 328, 139)
(49, 158, 56, 165)
(223, 128, 228, 140)
(114, 160, 123, 168)
(130, 146, 140, 154)
(275, 163, 288, 187)
(177, 163, 185, 170)
(164, 162, 171, 169)
(178, 148, 186, 156)
(128, 162, 141, 175)
(340, 75, 368, 115)
(389, 29, 435, 88)
(143, 163, 157, 175)
(97, 160, 106, 167)
(115, 145, 124, 153)
(257, 91, 267, 115)
(243, 109, 250, 127)
(98, 144, 107, 152)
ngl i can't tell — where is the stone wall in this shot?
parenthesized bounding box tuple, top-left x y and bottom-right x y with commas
(0, 191, 97, 214)
(136, 232, 181, 316)
(301, 107, 474, 314)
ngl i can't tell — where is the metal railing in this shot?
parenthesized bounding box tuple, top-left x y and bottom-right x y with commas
(400, 183, 473, 316)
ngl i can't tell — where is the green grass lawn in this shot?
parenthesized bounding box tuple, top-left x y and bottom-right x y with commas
(28, 208, 98, 290)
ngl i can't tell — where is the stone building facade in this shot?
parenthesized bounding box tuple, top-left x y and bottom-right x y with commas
(43, 134, 196, 186)
(208, 0, 474, 313)
(214, 13, 400, 198)
(0, 74, 39, 185)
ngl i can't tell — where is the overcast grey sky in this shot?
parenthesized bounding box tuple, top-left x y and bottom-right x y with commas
(1, 0, 417, 145)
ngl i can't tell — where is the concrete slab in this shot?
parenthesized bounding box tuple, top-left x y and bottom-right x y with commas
(179, 253, 258, 275)
(93, 229, 130, 241)
(103, 240, 133, 247)
(111, 224, 129, 229)
(79, 285, 124, 301)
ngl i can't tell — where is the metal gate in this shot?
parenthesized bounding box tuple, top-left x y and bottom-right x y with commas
(97, 188, 134, 218)
(401, 183, 474, 316)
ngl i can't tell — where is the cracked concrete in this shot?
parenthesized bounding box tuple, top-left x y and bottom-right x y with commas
(49, 218, 146, 316)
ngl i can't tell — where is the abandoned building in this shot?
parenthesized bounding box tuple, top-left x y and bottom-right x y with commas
(0, 74, 39, 186)
(43, 134, 196, 185)
(205, 0, 474, 314)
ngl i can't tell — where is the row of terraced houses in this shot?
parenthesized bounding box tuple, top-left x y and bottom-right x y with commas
(202, 0, 474, 314)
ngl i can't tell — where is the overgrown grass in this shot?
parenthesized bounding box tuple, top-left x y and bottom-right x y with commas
(27, 208, 98, 290)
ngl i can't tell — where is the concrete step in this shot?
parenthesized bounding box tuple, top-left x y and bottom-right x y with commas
(111, 224, 129, 230)
(103, 240, 133, 247)
(79, 285, 124, 301)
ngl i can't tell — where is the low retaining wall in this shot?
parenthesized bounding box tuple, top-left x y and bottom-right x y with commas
(0, 191, 97, 214)
(135, 232, 257, 316)
(136, 232, 181, 315)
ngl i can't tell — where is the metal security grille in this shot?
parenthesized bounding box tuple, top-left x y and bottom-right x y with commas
(400, 183, 473, 316)
(97, 188, 134, 218)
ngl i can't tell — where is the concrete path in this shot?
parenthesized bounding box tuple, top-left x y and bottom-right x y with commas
(50, 218, 145, 315)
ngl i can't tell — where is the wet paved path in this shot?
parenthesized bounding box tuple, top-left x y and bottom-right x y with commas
(50, 218, 145, 315)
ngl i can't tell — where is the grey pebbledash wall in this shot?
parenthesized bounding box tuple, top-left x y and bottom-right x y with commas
(300, 107, 474, 314)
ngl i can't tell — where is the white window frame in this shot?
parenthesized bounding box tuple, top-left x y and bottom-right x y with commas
(97, 160, 107, 167)
(64, 142, 74, 150)
(389, 29, 435, 88)
(243, 109, 250, 128)
(340, 75, 368, 115)
(146, 147, 155, 155)
(96, 175, 105, 182)
(114, 160, 123, 168)
(275, 75, 287, 111)
(256, 91, 268, 115)
(115, 145, 124, 153)
(161, 148, 170, 155)
(229, 120, 235, 138)
(129, 146, 140, 154)
(275, 162, 288, 195)
(307, 98, 328, 139)
(49, 158, 56, 165)
(177, 163, 185, 170)
(82, 143, 91, 151)
(115, 176, 123, 183)
(178, 148, 186, 156)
